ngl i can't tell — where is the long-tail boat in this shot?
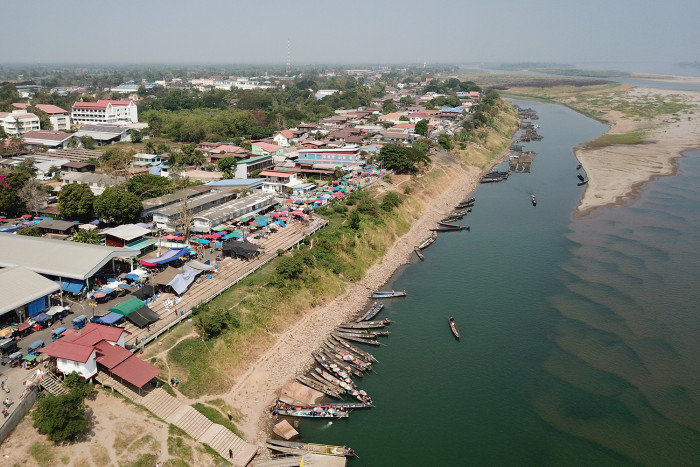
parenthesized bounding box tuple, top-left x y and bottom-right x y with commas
(449, 317, 461, 339)
(266, 439, 355, 457)
(356, 302, 384, 322)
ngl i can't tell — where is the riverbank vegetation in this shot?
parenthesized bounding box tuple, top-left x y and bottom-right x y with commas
(153, 95, 520, 399)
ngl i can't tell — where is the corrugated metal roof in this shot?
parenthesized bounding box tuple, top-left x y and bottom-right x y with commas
(0, 266, 60, 315)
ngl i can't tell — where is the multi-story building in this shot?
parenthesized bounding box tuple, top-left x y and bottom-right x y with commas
(35, 104, 70, 131)
(0, 110, 40, 135)
(71, 100, 138, 125)
(296, 146, 361, 168)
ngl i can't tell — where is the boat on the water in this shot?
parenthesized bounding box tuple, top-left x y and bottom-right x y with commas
(266, 439, 355, 457)
(437, 221, 469, 230)
(577, 179, 589, 186)
(274, 400, 372, 410)
(296, 375, 343, 398)
(369, 290, 406, 299)
(414, 247, 425, 261)
(322, 345, 372, 371)
(332, 331, 381, 346)
(339, 319, 389, 330)
(449, 317, 461, 339)
(576, 163, 582, 170)
(270, 406, 349, 418)
(417, 233, 437, 250)
(531, 195, 537, 206)
(430, 226, 467, 232)
(328, 336, 377, 362)
(356, 302, 384, 322)
(577, 173, 585, 182)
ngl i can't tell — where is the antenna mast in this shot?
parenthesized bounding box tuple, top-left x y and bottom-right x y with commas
(286, 38, 291, 76)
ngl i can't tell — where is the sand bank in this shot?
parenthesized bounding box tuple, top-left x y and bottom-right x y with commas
(575, 88, 700, 215)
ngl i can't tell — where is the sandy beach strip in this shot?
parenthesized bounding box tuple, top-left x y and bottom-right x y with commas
(218, 153, 503, 442)
(575, 88, 700, 216)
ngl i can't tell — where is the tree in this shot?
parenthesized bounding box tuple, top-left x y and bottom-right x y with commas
(216, 157, 237, 179)
(100, 147, 133, 176)
(17, 226, 41, 236)
(28, 105, 52, 131)
(0, 170, 30, 216)
(18, 178, 45, 216)
(71, 229, 101, 244)
(58, 183, 94, 221)
(412, 139, 429, 154)
(437, 134, 452, 150)
(382, 99, 397, 114)
(415, 119, 429, 136)
(93, 187, 143, 224)
(129, 129, 143, 143)
(33, 372, 91, 443)
(80, 135, 95, 149)
(127, 173, 173, 199)
(399, 115, 409, 122)
(379, 143, 431, 174)
(67, 136, 79, 148)
(143, 141, 156, 154)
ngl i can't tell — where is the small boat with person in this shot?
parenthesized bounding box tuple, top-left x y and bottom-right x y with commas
(531, 195, 537, 206)
(328, 336, 378, 363)
(449, 317, 461, 339)
(270, 406, 349, 418)
(577, 173, 585, 182)
(417, 233, 437, 250)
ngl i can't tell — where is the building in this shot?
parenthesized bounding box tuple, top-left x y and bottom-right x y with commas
(0, 266, 59, 321)
(99, 224, 152, 247)
(152, 189, 238, 231)
(132, 153, 162, 167)
(251, 141, 285, 157)
(61, 172, 125, 195)
(191, 192, 277, 233)
(60, 161, 95, 173)
(36, 219, 79, 236)
(296, 146, 361, 168)
(0, 110, 40, 135)
(71, 100, 138, 125)
(273, 130, 294, 147)
(35, 104, 70, 130)
(72, 124, 131, 146)
(234, 155, 274, 179)
(21, 130, 73, 150)
(140, 186, 212, 221)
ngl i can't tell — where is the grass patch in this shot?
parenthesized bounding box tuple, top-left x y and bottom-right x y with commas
(29, 441, 55, 467)
(585, 131, 646, 148)
(164, 460, 191, 467)
(192, 403, 243, 437)
(208, 399, 244, 422)
(168, 435, 193, 461)
(198, 444, 231, 466)
(119, 453, 158, 467)
(91, 445, 111, 466)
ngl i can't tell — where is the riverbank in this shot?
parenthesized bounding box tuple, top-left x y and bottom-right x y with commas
(574, 87, 700, 215)
(223, 133, 519, 443)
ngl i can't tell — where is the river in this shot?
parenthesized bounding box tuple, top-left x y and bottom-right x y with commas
(295, 99, 700, 465)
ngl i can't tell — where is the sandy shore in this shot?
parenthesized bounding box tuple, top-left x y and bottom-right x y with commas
(217, 154, 493, 443)
(630, 73, 700, 86)
(575, 88, 700, 215)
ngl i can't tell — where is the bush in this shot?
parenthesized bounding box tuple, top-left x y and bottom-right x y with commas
(332, 204, 348, 214)
(33, 391, 89, 443)
(356, 197, 380, 216)
(275, 255, 305, 281)
(381, 192, 402, 212)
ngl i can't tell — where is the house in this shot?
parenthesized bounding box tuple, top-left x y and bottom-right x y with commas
(378, 112, 406, 125)
(99, 224, 152, 248)
(439, 107, 463, 119)
(233, 155, 274, 179)
(0, 110, 40, 135)
(41, 322, 161, 388)
(35, 104, 70, 130)
(296, 146, 361, 168)
(251, 141, 285, 157)
(60, 161, 95, 173)
(132, 153, 162, 167)
(207, 145, 247, 163)
(300, 140, 326, 149)
(36, 219, 79, 236)
(61, 172, 125, 196)
(0, 266, 59, 321)
(21, 130, 73, 150)
(73, 124, 131, 146)
(328, 128, 361, 143)
(71, 100, 138, 125)
(191, 192, 276, 233)
(273, 130, 294, 147)
(381, 130, 415, 144)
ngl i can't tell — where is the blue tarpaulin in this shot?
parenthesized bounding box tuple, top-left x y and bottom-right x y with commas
(93, 312, 124, 326)
(140, 247, 188, 266)
(27, 296, 47, 318)
(54, 278, 85, 294)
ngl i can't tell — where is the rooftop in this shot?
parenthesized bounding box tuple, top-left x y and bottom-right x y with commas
(100, 224, 151, 242)
(0, 266, 60, 315)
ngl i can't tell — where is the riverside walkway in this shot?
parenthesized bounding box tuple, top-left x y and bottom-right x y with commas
(124, 217, 327, 347)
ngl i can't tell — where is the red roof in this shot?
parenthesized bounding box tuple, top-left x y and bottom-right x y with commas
(41, 340, 95, 363)
(392, 123, 415, 129)
(75, 322, 130, 345)
(259, 170, 294, 178)
(276, 129, 293, 139)
(252, 141, 283, 153)
(110, 354, 161, 388)
(15, 113, 38, 120)
(22, 130, 72, 142)
(210, 145, 242, 154)
(94, 341, 132, 369)
(73, 100, 133, 110)
(35, 104, 68, 114)
(11, 103, 28, 109)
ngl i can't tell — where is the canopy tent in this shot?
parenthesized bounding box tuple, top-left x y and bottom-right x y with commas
(34, 313, 50, 323)
(125, 306, 161, 328)
(96, 288, 115, 294)
(124, 273, 141, 281)
(153, 266, 181, 286)
(46, 306, 64, 316)
(108, 297, 147, 316)
(54, 278, 86, 294)
(129, 287, 154, 301)
(167, 270, 196, 295)
(17, 322, 31, 332)
(140, 247, 188, 267)
(183, 260, 213, 273)
(222, 241, 260, 260)
(93, 312, 124, 326)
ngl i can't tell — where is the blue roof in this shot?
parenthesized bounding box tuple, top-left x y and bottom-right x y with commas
(54, 278, 85, 294)
(206, 178, 265, 187)
(93, 312, 124, 326)
(441, 107, 463, 113)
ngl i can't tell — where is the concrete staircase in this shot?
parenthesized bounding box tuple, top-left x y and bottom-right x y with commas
(39, 372, 69, 396)
(96, 373, 257, 466)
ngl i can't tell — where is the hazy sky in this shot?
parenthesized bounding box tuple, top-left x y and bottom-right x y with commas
(1, 0, 698, 66)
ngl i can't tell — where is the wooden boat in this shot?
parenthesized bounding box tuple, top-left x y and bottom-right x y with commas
(312, 352, 357, 384)
(461, 197, 476, 204)
(449, 317, 461, 339)
(417, 233, 437, 250)
(440, 215, 462, 223)
(329, 336, 378, 362)
(577, 173, 585, 182)
(314, 368, 370, 402)
(266, 439, 355, 457)
(323, 342, 373, 370)
(271, 406, 348, 418)
(431, 226, 467, 232)
(577, 180, 589, 186)
(339, 319, 388, 329)
(437, 221, 468, 230)
(332, 331, 381, 346)
(455, 200, 475, 209)
(414, 247, 425, 261)
(531, 195, 537, 206)
(319, 348, 365, 377)
(576, 163, 582, 170)
(334, 328, 387, 339)
(275, 400, 372, 410)
(296, 375, 343, 398)
(356, 302, 384, 322)
(369, 290, 406, 299)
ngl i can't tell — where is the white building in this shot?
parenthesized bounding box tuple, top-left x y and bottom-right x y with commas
(0, 110, 40, 135)
(34, 104, 70, 131)
(71, 100, 138, 125)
